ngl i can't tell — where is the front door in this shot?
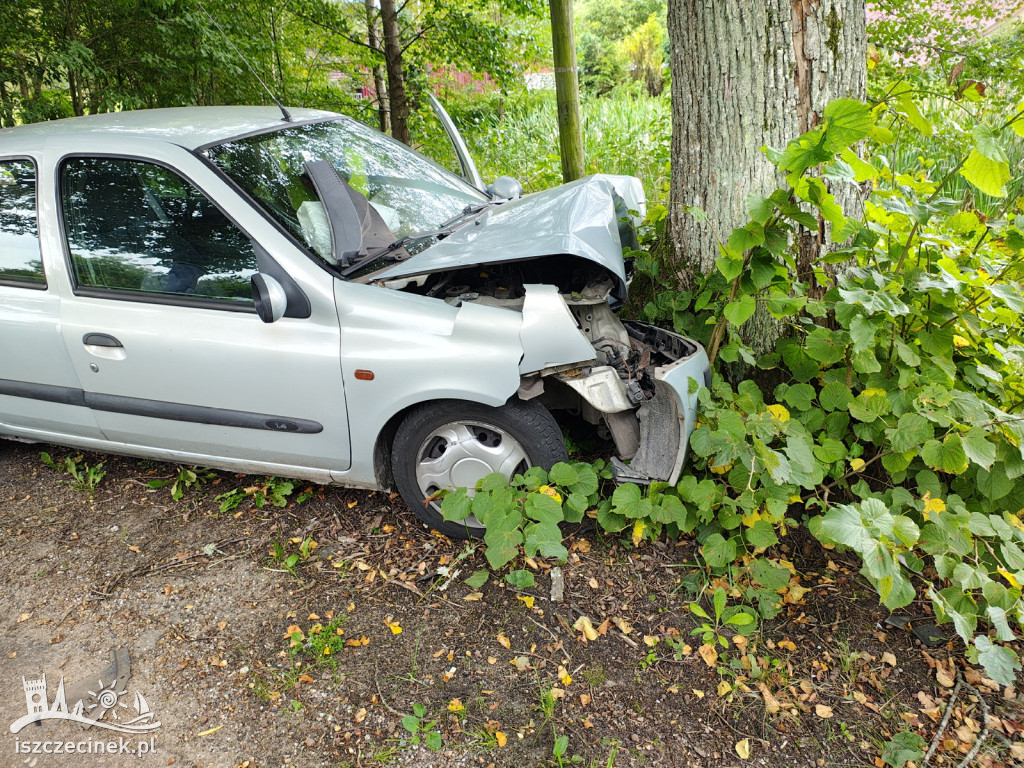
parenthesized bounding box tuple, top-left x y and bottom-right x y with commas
(56, 155, 350, 475)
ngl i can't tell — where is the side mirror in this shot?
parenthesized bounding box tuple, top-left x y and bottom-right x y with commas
(488, 176, 523, 200)
(251, 273, 288, 323)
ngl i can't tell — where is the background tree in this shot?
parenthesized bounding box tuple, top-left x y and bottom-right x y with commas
(549, 0, 583, 181)
(665, 0, 866, 354)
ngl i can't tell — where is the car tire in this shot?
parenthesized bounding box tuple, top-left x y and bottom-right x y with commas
(391, 399, 568, 539)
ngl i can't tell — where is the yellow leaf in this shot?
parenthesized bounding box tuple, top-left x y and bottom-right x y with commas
(517, 595, 535, 610)
(573, 616, 600, 641)
(717, 680, 732, 697)
(538, 485, 562, 503)
(998, 569, 1022, 589)
(354, 707, 368, 723)
(495, 731, 508, 747)
(385, 620, 402, 635)
(709, 462, 733, 474)
(497, 633, 511, 649)
(953, 334, 971, 348)
(767, 404, 790, 423)
(463, 592, 484, 601)
(128, 545, 141, 553)
(881, 652, 897, 666)
(631, 519, 647, 547)
(850, 458, 866, 472)
(756, 681, 781, 714)
(785, 583, 810, 603)
(558, 665, 573, 686)
(197, 724, 224, 736)
(611, 617, 634, 635)
(642, 635, 659, 647)
(815, 704, 834, 718)
(741, 509, 765, 528)
(699, 643, 719, 667)
(693, 689, 705, 699)
(778, 639, 796, 652)
(735, 738, 751, 759)
(448, 698, 464, 712)
(923, 496, 946, 515)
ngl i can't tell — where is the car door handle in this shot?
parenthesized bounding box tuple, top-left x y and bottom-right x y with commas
(83, 333, 123, 348)
(82, 333, 126, 361)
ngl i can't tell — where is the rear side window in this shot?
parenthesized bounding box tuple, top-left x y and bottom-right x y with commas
(0, 159, 44, 286)
(60, 157, 258, 304)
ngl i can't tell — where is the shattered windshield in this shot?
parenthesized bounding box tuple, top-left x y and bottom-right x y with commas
(203, 119, 486, 260)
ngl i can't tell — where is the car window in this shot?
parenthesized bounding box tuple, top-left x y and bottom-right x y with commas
(205, 119, 485, 249)
(61, 157, 258, 304)
(0, 159, 44, 286)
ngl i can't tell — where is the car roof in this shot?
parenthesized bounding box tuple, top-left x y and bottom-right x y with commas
(0, 106, 339, 154)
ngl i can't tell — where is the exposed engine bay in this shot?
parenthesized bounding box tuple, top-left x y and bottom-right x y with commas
(380, 256, 704, 482)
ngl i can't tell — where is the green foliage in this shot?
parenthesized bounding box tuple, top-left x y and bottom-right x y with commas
(401, 703, 443, 750)
(880, 730, 927, 768)
(146, 465, 216, 501)
(289, 615, 348, 669)
(216, 476, 296, 513)
(40, 451, 105, 495)
(270, 536, 318, 580)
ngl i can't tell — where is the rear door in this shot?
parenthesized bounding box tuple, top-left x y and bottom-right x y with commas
(0, 156, 103, 440)
(55, 152, 351, 475)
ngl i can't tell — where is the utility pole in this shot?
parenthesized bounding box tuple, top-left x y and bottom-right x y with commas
(548, 0, 584, 182)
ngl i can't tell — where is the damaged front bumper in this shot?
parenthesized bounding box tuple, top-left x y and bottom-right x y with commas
(553, 321, 711, 486)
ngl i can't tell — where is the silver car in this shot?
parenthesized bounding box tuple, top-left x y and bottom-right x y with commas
(0, 105, 709, 537)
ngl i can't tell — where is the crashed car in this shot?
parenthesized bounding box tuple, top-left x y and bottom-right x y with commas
(0, 104, 709, 537)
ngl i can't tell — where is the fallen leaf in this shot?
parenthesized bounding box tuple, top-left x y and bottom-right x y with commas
(298, 674, 313, 684)
(699, 643, 718, 667)
(549, 686, 565, 699)
(495, 731, 507, 747)
(881, 652, 897, 667)
(573, 616, 600, 641)
(514, 656, 530, 671)
(785, 584, 811, 603)
(517, 596, 535, 610)
(128, 545, 141, 553)
(197, 724, 224, 736)
(308, 612, 320, 620)
(778, 639, 797, 652)
(557, 665, 572, 686)
(717, 680, 732, 697)
(757, 681, 781, 714)
(735, 739, 751, 759)
(579, 694, 591, 707)
(497, 633, 511, 650)
(611, 617, 634, 635)
(642, 635, 659, 647)
(354, 708, 367, 723)
(463, 591, 484, 601)
(815, 704, 834, 718)
(693, 689, 705, 699)
(936, 669, 955, 688)
(384, 618, 402, 635)
(576, 540, 591, 553)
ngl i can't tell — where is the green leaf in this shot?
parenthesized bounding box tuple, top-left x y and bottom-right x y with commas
(441, 489, 474, 522)
(892, 83, 933, 136)
(504, 569, 535, 589)
(402, 715, 420, 733)
(881, 731, 926, 768)
(547, 462, 578, 487)
(960, 148, 1009, 198)
(819, 382, 853, 412)
(782, 383, 816, 411)
(425, 730, 443, 750)
(972, 124, 1009, 163)
(745, 520, 779, 548)
(525, 492, 563, 524)
(702, 533, 737, 568)
(962, 427, 996, 471)
(823, 98, 874, 150)
(886, 413, 933, 453)
(611, 483, 653, 519)
(724, 295, 757, 326)
(464, 569, 489, 589)
(921, 435, 969, 475)
(727, 222, 765, 254)
(747, 194, 774, 225)
(483, 527, 524, 570)
(804, 328, 847, 365)
(975, 636, 1022, 686)
(977, 466, 1014, 501)
(596, 501, 628, 533)
(716, 254, 743, 280)
(751, 558, 791, 590)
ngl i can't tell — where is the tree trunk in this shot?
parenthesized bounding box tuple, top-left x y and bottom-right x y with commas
(365, 0, 390, 134)
(380, 0, 409, 145)
(666, 0, 865, 354)
(548, 0, 584, 183)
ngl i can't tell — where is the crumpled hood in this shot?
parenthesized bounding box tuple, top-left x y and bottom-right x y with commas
(372, 174, 644, 300)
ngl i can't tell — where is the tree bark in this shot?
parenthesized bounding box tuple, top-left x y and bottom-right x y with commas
(666, 0, 866, 354)
(365, 0, 390, 134)
(380, 0, 409, 145)
(548, 0, 584, 183)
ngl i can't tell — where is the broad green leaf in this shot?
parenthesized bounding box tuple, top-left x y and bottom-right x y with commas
(963, 427, 996, 470)
(978, 466, 1014, 501)
(525, 492, 563, 524)
(727, 222, 765, 254)
(441, 488, 474, 522)
(747, 194, 774, 225)
(892, 84, 933, 136)
(547, 462, 578, 487)
(464, 569, 489, 589)
(886, 413, 933, 453)
(611, 482, 653, 519)
(504, 569, 535, 589)
(819, 382, 853, 412)
(823, 98, 875, 151)
(804, 328, 847, 365)
(484, 527, 524, 570)
(972, 124, 1009, 163)
(881, 731, 926, 768)
(724, 295, 757, 326)
(716, 254, 744, 280)
(702, 533, 737, 568)
(921, 435, 969, 475)
(782, 383, 816, 411)
(960, 148, 1009, 198)
(745, 520, 779, 548)
(751, 558, 791, 590)
(596, 501, 628, 533)
(975, 636, 1021, 686)
(839, 147, 877, 181)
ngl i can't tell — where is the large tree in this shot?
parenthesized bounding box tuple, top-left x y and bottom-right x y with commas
(666, 0, 866, 352)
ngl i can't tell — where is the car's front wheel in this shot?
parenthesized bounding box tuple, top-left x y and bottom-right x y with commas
(391, 399, 567, 539)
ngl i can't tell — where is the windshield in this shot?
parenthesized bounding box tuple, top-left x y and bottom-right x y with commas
(203, 119, 486, 258)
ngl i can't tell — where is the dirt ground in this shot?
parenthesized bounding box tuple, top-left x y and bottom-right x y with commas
(0, 441, 1021, 768)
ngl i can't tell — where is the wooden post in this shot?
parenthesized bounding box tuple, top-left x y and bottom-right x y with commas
(548, 0, 584, 183)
